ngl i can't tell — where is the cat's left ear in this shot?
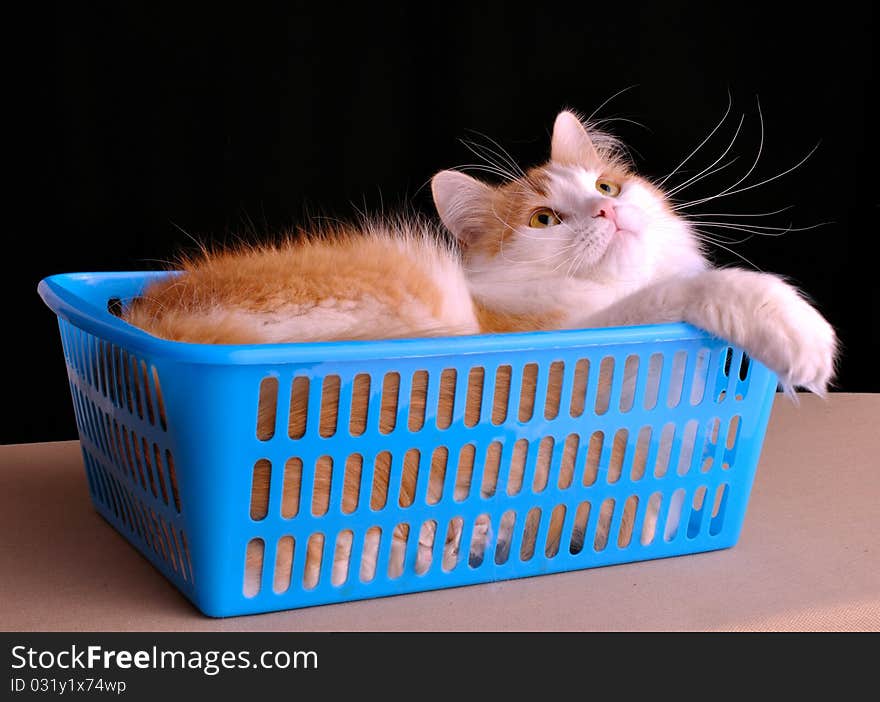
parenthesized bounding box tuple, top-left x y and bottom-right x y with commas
(551, 110, 600, 165)
(431, 170, 494, 246)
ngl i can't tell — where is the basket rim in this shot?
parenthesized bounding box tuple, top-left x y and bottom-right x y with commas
(39, 271, 718, 366)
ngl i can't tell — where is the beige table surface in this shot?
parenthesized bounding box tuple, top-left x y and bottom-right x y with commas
(2, 393, 878, 632)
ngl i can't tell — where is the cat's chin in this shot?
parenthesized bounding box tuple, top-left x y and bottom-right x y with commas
(583, 229, 638, 274)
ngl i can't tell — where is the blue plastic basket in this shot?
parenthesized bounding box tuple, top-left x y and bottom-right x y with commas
(39, 271, 777, 617)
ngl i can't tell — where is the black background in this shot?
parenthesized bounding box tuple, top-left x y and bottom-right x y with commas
(7, 2, 875, 444)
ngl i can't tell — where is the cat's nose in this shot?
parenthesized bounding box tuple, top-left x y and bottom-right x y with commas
(592, 202, 617, 223)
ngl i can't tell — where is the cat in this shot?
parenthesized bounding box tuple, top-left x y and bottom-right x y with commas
(430, 111, 835, 395)
(124, 110, 837, 594)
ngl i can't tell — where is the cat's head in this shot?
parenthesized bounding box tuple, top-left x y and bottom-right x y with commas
(431, 110, 706, 290)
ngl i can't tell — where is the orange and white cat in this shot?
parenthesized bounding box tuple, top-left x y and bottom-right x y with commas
(125, 110, 837, 591)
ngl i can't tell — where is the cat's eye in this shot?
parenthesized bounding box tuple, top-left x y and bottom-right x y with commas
(529, 208, 561, 228)
(596, 179, 621, 197)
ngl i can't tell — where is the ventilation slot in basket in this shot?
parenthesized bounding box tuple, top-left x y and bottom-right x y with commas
(442, 517, 464, 571)
(558, 434, 578, 489)
(437, 369, 456, 429)
(282, 458, 302, 518)
(288, 377, 309, 439)
(468, 515, 492, 567)
(520, 508, 541, 561)
(545, 505, 566, 558)
(244, 538, 264, 597)
(710, 484, 729, 535)
(583, 431, 602, 486)
(533, 436, 554, 492)
(415, 520, 437, 575)
(388, 523, 409, 579)
(350, 374, 370, 435)
(428, 447, 448, 505)
(408, 371, 428, 432)
(481, 442, 502, 498)
(492, 365, 512, 424)
(342, 454, 362, 514)
(370, 452, 391, 510)
(360, 527, 381, 582)
(273, 536, 295, 593)
(495, 510, 516, 564)
(519, 363, 538, 422)
(312, 456, 333, 516)
(250, 459, 271, 520)
(507, 439, 528, 495)
(303, 533, 324, 590)
(465, 367, 484, 427)
(594, 499, 615, 551)
(570, 501, 591, 555)
(256, 377, 278, 440)
(333, 530, 354, 586)
(320, 376, 341, 438)
(455, 444, 475, 501)
(399, 449, 420, 507)
(83, 445, 192, 585)
(618, 496, 639, 548)
(379, 372, 399, 434)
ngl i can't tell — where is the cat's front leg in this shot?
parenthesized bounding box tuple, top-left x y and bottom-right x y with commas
(582, 268, 837, 394)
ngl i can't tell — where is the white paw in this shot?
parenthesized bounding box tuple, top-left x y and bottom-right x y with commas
(709, 271, 838, 394)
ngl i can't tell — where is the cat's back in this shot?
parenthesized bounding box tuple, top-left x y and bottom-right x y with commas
(125, 218, 479, 344)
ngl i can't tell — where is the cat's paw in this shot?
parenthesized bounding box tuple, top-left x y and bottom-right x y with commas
(712, 271, 837, 394)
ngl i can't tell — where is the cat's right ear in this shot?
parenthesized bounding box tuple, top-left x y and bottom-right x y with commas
(551, 110, 600, 165)
(431, 170, 493, 246)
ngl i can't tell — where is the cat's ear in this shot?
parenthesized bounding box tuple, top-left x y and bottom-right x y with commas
(551, 110, 600, 165)
(431, 170, 494, 246)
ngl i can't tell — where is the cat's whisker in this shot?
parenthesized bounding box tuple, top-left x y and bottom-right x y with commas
(552, 247, 583, 277)
(685, 206, 795, 219)
(590, 115, 651, 132)
(667, 157, 741, 198)
(540, 243, 580, 270)
(586, 84, 639, 124)
(656, 91, 734, 188)
(460, 136, 524, 181)
(512, 235, 580, 265)
(563, 250, 578, 277)
(464, 130, 528, 178)
(666, 113, 745, 196)
(456, 163, 520, 182)
(674, 140, 819, 211)
(686, 220, 830, 236)
(552, 224, 588, 274)
(459, 142, 520, 183)
(462, 134, 522, 176)
(690, 222, 791, 238)
(689, 96, 766, 205)
(692, 230, 755, 246)
(694, 228, 763, 271)
(516, 231, 573, 242)
(566, 246, 589, 278)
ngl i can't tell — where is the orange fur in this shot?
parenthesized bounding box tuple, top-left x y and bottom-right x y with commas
(125, 224, 469, 344)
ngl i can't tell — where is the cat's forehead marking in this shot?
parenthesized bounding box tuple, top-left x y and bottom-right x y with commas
(522, 166, 552, 197)
(575, 168, 600, 193)
(544, 165, 602, 207)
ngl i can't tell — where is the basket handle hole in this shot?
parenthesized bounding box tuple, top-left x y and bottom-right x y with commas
(107, 297, 123, 317)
